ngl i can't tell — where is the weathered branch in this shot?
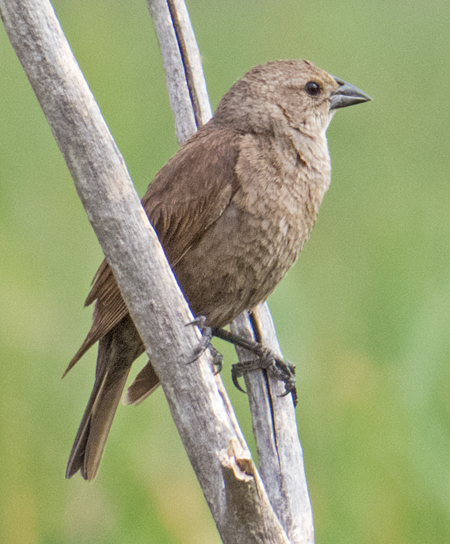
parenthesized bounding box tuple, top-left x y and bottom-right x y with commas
(147, 0, 211, 143)
(232, 310, 314, 543)
(147, 1, 314, 542)
(0, 0, 294, 541)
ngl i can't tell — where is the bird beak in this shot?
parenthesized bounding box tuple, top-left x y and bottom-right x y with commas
(330, 77, 372, 109)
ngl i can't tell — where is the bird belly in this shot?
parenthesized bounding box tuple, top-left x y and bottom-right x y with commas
(172, 202, 303, 328)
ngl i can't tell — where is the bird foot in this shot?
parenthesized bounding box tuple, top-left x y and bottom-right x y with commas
(186, 317, 223, 374)
(230, 349, 297, 405)
(212, 327, 297, 406)
(186, 319, 297, 404)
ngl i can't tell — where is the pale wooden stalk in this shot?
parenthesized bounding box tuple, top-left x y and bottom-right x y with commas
(147, 1, 314, 542)
(0, 0, 297, 541)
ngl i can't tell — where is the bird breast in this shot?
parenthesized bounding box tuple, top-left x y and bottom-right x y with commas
(172, 132, 331, 328)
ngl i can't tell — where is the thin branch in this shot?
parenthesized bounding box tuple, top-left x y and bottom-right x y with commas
(147, 1, 314, 542)
(147, 0, 197, 142)
(167, 0, 212, 128)
(232, 308, 314, 543)
(0, 0, 291, 541)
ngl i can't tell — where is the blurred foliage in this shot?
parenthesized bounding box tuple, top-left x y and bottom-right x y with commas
(1, 0, 450, 542)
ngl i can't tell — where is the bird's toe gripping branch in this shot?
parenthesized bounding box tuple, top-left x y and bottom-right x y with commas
(231, 347, 297, 406)
(211, 327, 297, 405)
(187, 318, 297, 404)
(186, 316, 223, 374)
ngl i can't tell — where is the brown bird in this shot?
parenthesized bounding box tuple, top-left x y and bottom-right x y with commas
(65, 59, 371, 480)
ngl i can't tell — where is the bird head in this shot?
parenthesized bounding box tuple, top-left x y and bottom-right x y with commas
(213, 60, 371, 139)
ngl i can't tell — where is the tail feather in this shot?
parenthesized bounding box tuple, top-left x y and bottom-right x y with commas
(124, 361, 161, 406)
(66, 370, 130, 480)
(66, 315, 144, 480)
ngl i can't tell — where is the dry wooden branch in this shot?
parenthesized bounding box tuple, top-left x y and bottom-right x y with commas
(147, 1, 314, 542)
(0, 0, 302, 541)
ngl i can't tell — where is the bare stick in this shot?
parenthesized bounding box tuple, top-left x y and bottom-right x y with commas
(0, 0, 293, 541)
(148, 0, 212, 139)
(147, 1, 314, 542)
(232, 308, 314, 543)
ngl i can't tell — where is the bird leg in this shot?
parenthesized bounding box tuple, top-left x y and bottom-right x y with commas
(187, 317, 297, 405)
(186, 317, 223, 374)
(213, 327, 297, 406)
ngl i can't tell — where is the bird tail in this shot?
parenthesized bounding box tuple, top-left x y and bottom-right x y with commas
(65, 367, 130, 480)
(66, 315, 144, 481)
(123, 361, 160, 406)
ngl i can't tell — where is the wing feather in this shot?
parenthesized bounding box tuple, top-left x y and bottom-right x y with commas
(65, 125, 242, 373)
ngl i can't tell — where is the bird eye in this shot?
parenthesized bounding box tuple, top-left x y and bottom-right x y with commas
(305, 81, 321, 96)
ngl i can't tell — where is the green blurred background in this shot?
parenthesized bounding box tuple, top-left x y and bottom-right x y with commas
(1, 0, 450, 542)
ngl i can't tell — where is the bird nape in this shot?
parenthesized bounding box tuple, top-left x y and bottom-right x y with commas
(64, 59, 371, 481)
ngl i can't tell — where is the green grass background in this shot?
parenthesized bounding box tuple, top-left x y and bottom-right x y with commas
(1, 0, 450, 542)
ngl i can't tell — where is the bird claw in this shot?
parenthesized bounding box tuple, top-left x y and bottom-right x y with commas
(231, 345, 297, 405)
(231, 365, 247, 394)
(186, 316, 211, 364)
(209, 346, 223, 374)
(186, 315, 207, 330)
(188, 320, 297, 405)
(186, 316, 223, 374)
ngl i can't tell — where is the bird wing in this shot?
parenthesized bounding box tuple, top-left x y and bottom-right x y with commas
(65, 125, 242, 372)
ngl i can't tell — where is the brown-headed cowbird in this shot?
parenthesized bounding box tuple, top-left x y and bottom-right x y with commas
(65, 59, 370, 480)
